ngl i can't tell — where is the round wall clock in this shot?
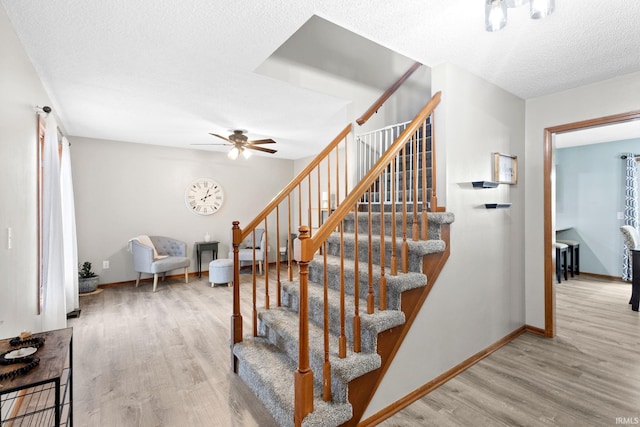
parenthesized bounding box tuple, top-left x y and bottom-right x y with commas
(185, 178, 224, 215)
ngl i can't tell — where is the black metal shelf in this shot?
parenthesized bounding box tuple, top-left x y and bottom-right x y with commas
(485, 203, 511, 209)
(472, 181, 499, 188)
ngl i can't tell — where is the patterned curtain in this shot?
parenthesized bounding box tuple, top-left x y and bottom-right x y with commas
(622, 153, 639, 281)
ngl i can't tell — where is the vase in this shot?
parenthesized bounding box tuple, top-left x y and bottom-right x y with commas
(204, 232, 211, 242)
(79, 276, 99, 294)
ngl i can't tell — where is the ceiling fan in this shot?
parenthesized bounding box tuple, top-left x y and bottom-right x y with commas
(192, 130, 277, 159)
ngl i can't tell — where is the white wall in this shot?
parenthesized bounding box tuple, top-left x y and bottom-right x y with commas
(366, 63, 527, 417)
(0, 7, 64, 336)
(524, 71, 640, 328)
(70, 137, 295, 284)
(256, 56, 432, 136)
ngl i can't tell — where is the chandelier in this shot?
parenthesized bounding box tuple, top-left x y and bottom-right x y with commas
(485, 0, 555, 32)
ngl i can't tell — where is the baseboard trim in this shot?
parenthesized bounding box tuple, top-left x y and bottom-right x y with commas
(98, 271, 201, 288)
(358, 325, 527, 426)
(525, 324, 546, 336)
(579, 272, 625, 282)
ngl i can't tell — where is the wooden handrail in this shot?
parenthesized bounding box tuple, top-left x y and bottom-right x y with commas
(303, 91, 442, 258)
(237, 123, 352, 242)
(356, 62, 422, 126)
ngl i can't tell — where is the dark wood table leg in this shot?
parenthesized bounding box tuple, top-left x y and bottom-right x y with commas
(631, 249, 639, 311)
(197, 246, 202, 278)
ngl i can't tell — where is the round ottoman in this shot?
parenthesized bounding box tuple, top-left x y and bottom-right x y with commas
(209, 259, 233, 287)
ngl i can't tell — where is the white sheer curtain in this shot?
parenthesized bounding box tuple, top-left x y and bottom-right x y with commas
(60, 136, 79, 312)
(41, 125, 66, 330)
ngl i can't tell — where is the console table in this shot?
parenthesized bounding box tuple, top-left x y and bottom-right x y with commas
(0, 327, 73, 426)
(195, 241, 219, 277)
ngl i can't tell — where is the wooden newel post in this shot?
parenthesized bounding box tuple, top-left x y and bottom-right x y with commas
(294, 226, 314, 426)
(230, 221, 243, 372)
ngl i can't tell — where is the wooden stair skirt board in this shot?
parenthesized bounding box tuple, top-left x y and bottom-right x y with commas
(232, 212, 454, 427)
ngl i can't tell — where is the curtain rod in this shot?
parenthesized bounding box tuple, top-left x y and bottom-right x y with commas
(56, 126, 71, 146)
(620, 154, 639, 159)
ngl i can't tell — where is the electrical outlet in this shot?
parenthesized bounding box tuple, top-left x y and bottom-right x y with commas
(103, 260, 110, 269)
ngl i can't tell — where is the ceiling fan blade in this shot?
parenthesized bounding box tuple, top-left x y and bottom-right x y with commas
(190, 143, 230, 146)
(209, 133, 235, 144)
(249, 138, 276, 145)
(248, 145, 277, 154)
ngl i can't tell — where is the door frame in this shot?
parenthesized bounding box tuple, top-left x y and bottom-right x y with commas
(543, 110, 640, 337)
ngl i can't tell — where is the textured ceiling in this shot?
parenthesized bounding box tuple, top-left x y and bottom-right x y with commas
(2, 0, 640, 159)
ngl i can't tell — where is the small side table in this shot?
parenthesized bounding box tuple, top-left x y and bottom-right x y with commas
(0, 328, 73, 426)
(195, 241, 219, 278)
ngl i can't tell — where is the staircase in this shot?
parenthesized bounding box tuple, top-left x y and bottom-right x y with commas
(233, 212, 453, 426)
(228, 92, 447, 426)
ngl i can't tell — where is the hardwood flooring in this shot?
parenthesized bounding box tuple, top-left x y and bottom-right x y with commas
(69, 271, 278, 427)
(380, 276, 640, 426)
(69, 273, 639, 426)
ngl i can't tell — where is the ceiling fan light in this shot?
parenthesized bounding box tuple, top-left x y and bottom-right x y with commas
(242, 148, 252, 159)
(530, 0, 554, 19)
(228, 147, 239, 160)
(485, 0, 507, 32)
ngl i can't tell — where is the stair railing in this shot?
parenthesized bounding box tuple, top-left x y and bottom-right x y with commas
(230, 58, 426, 356)
(231, 124, 352, 358)
(295, 91, 441, 423)
(356, 121, 410, 193)
(356, 62, 422, 126)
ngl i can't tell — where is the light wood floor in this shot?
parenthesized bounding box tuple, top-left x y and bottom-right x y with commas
(381, 276, 640, 426)
(69, 272, 639, 426)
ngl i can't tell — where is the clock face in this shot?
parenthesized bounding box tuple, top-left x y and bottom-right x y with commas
(185, 178, 224, 216)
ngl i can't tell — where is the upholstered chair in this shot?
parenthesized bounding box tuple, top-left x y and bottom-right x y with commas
(620, 225, 640, 252)
(229, 228, 267, 274)
(619, 225, 640, 311)
(130, 235, 190, 292)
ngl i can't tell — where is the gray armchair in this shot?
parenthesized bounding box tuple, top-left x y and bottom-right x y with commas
(229, 228, 267, 274)
(131, 235, 191, 292)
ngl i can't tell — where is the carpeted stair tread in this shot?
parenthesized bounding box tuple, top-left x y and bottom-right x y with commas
(323, 232, 444, 273)
(281, 279, 406, 353)
(326, 232, 446, 258)
(258, 306, 381, 404)
(342, 211, 455, 239)
(343, 211, 455, 225)
(233, 337, 352, 427)
(307, 255, 427, 309)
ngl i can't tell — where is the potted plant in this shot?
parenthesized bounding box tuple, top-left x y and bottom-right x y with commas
(78, 261, 99, 294)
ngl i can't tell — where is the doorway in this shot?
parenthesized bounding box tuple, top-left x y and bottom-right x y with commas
(543, 110, 640, 337)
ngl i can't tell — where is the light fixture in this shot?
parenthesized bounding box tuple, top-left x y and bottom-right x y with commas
(485, 0, 555, 31)
(227, 144, 252, 160)
(485, 0, 507, 32)
(530, 0, 555, 19)
(227, 146, 239, 160)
